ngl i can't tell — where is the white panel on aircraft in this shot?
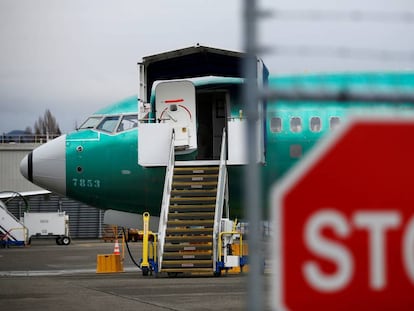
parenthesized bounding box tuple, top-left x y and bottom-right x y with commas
(228, 120, 248, 165)
(227, 119, 263, 165)
(138, 123, 172, 166)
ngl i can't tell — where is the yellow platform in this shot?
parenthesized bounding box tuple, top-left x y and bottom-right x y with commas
(228, 243, 249, 274)
(96, 254, 124, 273)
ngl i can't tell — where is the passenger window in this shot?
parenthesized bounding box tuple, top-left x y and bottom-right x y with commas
(290, 117, 302, 133)
(117, 115, 138, 132)
(330, 117, 341, 130)
(270, 117, 282, 133)
(310, 117, 321, 132)
(96, 116, 120, 133)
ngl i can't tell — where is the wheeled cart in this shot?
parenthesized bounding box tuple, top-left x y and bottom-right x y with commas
(21, 212, 71, 245)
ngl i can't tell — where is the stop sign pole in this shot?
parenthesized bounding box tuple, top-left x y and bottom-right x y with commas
(272, 117, 414, 311)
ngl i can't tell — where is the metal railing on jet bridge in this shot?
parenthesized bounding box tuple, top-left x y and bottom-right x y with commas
(0, 134, 60, 144)
(157, 131, 175, 271)
(213, 129, 229, 272)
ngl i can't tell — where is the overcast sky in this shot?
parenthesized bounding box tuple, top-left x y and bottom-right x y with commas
(1, 0, 413, 134)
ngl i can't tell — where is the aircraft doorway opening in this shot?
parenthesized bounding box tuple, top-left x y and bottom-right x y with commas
(196, 92, 227, 160)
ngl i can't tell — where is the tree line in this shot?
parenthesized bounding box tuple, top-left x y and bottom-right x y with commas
(1, 109, 61, 143)
(24, 109, 61, 136)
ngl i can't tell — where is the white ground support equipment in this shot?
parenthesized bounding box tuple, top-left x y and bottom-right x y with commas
(21, 212, 71, 245)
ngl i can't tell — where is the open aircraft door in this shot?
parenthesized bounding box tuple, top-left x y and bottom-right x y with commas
(138, 80, 197, 167)
(155, 81, 197, 153)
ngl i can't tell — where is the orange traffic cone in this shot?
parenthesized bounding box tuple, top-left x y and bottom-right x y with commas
(113, 239, 120, 255)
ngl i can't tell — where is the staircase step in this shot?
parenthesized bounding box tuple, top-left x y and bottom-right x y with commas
(161, 260, 213, 269)
(170, 197, 216, 205)
(171, 189, 217, 197)
(173, 174, 218, 182)
(165, 235, 213, 243)
(169, 204, 216, 212)
(168, 212, 215, 220)
(164, 244, 213, 252)
(166, 227, 213, 235)
(172, 181, 218, 189)
(163, 252, 212, 260)
(167, 219, 214, 227)
(174, 167, 219, 175)
(161, 268, 214, 274)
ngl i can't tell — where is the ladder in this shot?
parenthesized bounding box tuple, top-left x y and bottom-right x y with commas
(157, 130, 228, 276)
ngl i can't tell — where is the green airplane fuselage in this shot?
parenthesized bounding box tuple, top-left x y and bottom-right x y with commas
(64, 73, 414, 218)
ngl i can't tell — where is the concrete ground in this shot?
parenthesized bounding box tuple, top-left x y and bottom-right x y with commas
(0, 239, 271, 310)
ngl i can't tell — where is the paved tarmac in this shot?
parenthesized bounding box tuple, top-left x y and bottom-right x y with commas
(0, 239, 271, 310)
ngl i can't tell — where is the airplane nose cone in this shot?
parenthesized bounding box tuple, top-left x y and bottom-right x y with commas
(20, 153, 29, 180)
(20, 135, 67, 195)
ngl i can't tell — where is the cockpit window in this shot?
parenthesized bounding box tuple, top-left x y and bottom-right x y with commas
(80, 114, 137, 134)
(96, 116, 120, 133)
(79, 116, 102, 129)
(117, 115, 138, 132)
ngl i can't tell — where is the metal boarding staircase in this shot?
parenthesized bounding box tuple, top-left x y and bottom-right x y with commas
(0, 201, 27, 246)
(157, 130, 228, 275)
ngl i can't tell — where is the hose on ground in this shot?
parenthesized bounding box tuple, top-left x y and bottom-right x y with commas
(122, 227, 141, 269)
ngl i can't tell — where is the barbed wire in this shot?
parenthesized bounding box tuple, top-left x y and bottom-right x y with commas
(271, 45, 414, 61)
(273, 9, 414, 23)
(262, 88, 414, 103)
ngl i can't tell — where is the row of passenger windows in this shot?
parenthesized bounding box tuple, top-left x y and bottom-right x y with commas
(270, 116, 341, 133)
(79, 115, 138, 134)
(82, 114, 340, 135)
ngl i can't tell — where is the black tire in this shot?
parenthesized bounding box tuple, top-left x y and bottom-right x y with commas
(61, 236, 71, 245)
(167, 272, 178, 278)
(142, 267, 149, 276)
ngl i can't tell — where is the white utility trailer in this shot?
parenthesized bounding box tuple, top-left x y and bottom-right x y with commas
(21, 212, 71, 245)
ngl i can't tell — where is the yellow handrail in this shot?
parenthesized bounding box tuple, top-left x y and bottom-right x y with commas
(218, 231, 243, 260)
(137, 230, 157, 262)
(140, 212, 158, 270)
(141, 212, 150, 269)
(149, 232, 157, 263)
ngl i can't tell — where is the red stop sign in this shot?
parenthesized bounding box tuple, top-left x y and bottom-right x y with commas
(272, 117, 414, 311)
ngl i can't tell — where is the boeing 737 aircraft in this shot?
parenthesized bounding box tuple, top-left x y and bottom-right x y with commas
(17, 46, 414, 274)
(19, 46, 414, 221)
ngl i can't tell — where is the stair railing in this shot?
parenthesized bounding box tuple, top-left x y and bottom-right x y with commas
(0, 201, 27, 244)
(157, 130, 175, 271)
(213, 129, 228, 272)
